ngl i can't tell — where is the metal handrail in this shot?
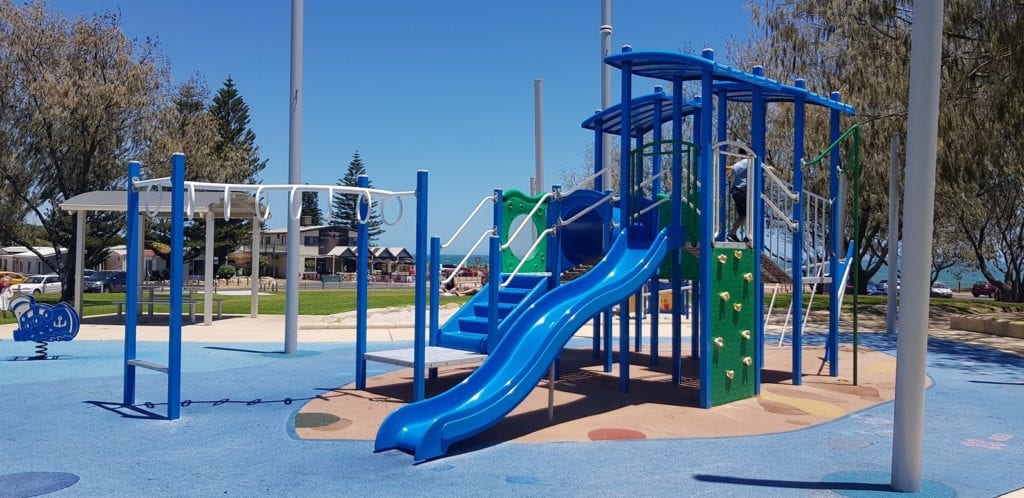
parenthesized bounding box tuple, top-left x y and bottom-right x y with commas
(441, 228, 495, 286)
(764, 165, 799, 201)
(562, 167, 611, 197)
(762, 194, 798, 232)
(633, 196, 671, 219)
(559, 192, 615, 227)
(441, 194, 495, 249)
(500, 191, 554, 251)
(500, 227, 555, 288)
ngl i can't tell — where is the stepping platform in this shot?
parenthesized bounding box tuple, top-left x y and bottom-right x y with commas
(365, 346, 487, 369)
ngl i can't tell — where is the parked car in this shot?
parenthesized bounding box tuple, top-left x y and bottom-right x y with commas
(878, 279, 901, 293)
(866, 281, 886, 296)
(84, 271, 127, 293)
(0, 271, 28, 285)
(971, 280, 998, 298)
(11, 274, 63, 295)
(930, 281, 954, 298)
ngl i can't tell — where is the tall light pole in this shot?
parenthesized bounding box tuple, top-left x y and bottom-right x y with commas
(285, 0, 303, 354)
(892, 0, 944, 492)
(534, 79, 544, 194)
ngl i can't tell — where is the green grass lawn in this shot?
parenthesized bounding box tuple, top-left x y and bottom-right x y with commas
(0, 290, 471, 325)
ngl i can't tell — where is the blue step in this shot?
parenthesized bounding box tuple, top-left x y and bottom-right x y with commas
(458, 316, 490, 334)
(497, 287, 530, 303)
(501, 273, 546, 289)
(438, 330, 487, 353)
(473, 302, 515, 319)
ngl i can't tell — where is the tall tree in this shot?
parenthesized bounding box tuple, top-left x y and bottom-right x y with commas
(331, 152, 384, 244)
(0, 0, 166, 300)
(301, 191, 324, 226)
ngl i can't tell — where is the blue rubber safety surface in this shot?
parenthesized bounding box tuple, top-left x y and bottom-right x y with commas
(1, 333, 1021, 497)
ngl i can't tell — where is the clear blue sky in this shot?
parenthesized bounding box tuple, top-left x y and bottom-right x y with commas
(50, 0, 756, 254)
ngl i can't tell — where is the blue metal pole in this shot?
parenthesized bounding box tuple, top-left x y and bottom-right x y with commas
(168, 152, 185, 420)
(593, 122, 604, 358)
(791, 79, 807, 385)
(429, 236, 440, 347)
(716, 91, 728, 241)
(618, 46, 633, 392)
(634, 134, 643, 353)
(414, 170, 428, 400)
(691, 96, 703, 361)
(828, 92, 842, 377)
(489, 188, 501, 352)
(650, 90, 663, 365)
(604, 189, 614, 373)
(751, 66, 766, 393)
(698, 49, 714, 409)
(671, 77, 683, 384)
(547, 186, 562, 290)
(356, 175, 369, 390)
(123, 161, 141, 406)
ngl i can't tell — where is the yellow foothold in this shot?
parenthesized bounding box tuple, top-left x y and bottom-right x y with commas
(743, 272, 754, 282)
(733, 303, 743, 312)
(717, 254, 728, 264)
(741, 330, 752, 340)
(719, 291, 730, 301)
(734, 250, 743, 260)
(742, 356, 753, 366)
(725, 370, 735, 379)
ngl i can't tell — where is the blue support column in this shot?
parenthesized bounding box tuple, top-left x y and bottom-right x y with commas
(603, 190, 614, 373)
(671, 78, 683, 384)
(791, 79, 807, 385)
(634, 134, 643, 353)
(428, 236, 440, 380)
(123, 161, 141, 406)
(356, 175, 369, 390)
(691, 96, 703, 361)
(488, 189, 503, 352)
(751, 66, 767, 393)
(649, 97, 662, 365)
(414, 170, 428, 400)
(828, 92, 842, 377)
(546, 186, 562, 291)
(698, 49, 715, 409)
(168, 153, 185, 420)
(595, 121, 607, 361)
(617, 46, 633, 393)
(716, 91, 728, 241)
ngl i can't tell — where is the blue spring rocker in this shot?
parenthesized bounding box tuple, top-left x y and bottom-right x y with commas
(11, 295, 80, 360)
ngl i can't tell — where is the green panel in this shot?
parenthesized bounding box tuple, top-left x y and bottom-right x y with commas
(708, 246, 758, 406)
(500, 189, 548, 273)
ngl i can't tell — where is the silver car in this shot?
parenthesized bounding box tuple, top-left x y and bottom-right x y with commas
(11, 274, 63, 295)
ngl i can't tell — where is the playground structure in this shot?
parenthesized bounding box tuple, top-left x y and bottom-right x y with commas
(118, 47, 862, 460)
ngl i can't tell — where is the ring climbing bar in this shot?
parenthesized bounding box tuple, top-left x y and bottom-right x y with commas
(500, 227, 554, 288)
(442, 194, 496, 249)
(130, 177, 171, 191)
(442, 229, 494, 286)
(501, 192, 553, 251)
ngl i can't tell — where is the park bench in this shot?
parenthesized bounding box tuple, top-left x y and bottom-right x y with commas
(114, 295, 224, 324)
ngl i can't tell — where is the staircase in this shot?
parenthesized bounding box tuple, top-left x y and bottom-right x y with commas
(436, 274, 548, 354)
(561, 257, 602, 283)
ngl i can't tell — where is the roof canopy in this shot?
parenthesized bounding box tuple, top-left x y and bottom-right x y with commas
(604, 49, 855, 114)
(581, 91, 702, 136)
(59, 190, 268, 219)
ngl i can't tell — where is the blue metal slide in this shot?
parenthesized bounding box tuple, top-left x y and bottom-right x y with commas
(375, 227, 669, 460)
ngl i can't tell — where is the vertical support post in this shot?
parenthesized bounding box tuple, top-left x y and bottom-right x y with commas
(887, 135, 900, 334)
(429, 236, 441, 347)
(355, 175, 369, 390)
(488, 189, 503, 352)
(251, 216, 260, 318)
(751, 66, 766, 392)
(603, 193, 614, 373)
(791, 80, 807, 385)
(634, 134, 643, 353)
(204, 210, 215, 326)
(716, 91, 728, 241)
(168, 153, 185, 421)
(534, 80, 545, 194)
(617, 45, 633, 395)
(547, 186, 562, 291)
(892, 1, 943, 491)
(413, 170, 428, 401)
(691, 96, 703, 361)
(74, 210, 85, 314)
(649, 88, 663, 366)
(827, 92, 842, 376)
(592, 122, 604, 359)
(698, 49, 714, 409)
(671, 78, 683, 384)
(123, 161, 141, 406)
(285, 0, 304, 356)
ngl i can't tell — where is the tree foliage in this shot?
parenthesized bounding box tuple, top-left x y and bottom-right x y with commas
(0, 0, 165, 299)
(301, 191, 324, 226)
(331, 152, 384, 244)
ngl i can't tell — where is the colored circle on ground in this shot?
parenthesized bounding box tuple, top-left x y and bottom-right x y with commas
(823, 470, 955, 497)
(294, 412, 341, 428)
(0, 472, 80, 497)
(587, 428, 647, 441)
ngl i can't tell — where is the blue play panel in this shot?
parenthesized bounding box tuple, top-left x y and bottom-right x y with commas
(1, 335, 1021, 496)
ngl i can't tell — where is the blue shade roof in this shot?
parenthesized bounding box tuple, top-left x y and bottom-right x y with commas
(713, 82, 857, 114)
(604, 49, 855, 115)
(581, 92, 702, 137)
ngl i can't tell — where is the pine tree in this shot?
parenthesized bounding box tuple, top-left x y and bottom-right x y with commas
(301, 191, 324, 226)
(331, 152, 384, 244)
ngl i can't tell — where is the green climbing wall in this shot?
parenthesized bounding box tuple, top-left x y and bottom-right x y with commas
(500, 189, 548, 273)
(709, 246, 758, 406)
